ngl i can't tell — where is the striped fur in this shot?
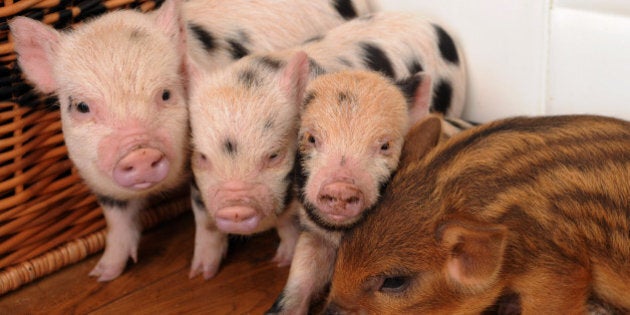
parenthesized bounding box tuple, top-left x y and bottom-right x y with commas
(328, 114, 630, 314)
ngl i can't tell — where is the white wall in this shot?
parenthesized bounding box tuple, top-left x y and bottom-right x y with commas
(381, 0, 630, 122)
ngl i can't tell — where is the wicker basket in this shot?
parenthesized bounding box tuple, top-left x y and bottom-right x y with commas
(0, 0, 189, 295)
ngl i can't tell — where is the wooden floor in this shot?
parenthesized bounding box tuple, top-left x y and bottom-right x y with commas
(0, 212, 289, 314)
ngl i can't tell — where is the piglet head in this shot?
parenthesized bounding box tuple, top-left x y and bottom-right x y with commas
(10, 0, 190, 199)
(189, 51, 309, 234)
(297, 70, 431, 230)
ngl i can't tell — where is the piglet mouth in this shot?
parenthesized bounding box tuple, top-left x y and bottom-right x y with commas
(214, 205, 262, 234)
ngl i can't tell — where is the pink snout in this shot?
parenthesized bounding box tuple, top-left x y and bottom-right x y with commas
(113, 147, 169, 190)
(317, 182, 364, 222)
(215, 206, 261, 234)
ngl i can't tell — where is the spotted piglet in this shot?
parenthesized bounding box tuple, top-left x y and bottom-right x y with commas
(185, 0, 380, 280)
(187, 11, 466, 283)
(185, 0, 380, 73)
(9, 0, 378, 282)
(265, 68, 431, 314)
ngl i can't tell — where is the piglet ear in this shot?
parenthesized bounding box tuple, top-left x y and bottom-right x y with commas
(438, 221, 507, 292)
(396, 72, 432, 126)
(154, 0, 186, 55)
(279, 51, 310, 108)
(9, 17, 61, 94)
(399, 115, 442, 165)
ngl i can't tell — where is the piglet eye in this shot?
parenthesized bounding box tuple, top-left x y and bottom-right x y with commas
(76, 102, 90, 113)
(380, 142, 390, 151)
(269, 152, 279, 160)
(162, 89, 171, 101)
(379, 276, 410, 293)
(308, 134, 316, 144)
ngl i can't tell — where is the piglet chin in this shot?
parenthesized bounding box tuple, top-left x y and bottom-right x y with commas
(215, 206, 261, 234)
(320, 211, 361, 225)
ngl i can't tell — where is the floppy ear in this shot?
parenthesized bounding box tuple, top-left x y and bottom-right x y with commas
(279, 51, 310, 108)
(399, 115, 442, 165)
(438, 221, 507, 292)
(396, 72, 432, 126)
(9, 17, 61, 94)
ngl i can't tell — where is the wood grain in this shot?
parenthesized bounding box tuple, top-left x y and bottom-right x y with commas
(0, 212, 289, 314)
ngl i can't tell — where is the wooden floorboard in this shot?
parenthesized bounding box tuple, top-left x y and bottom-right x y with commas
(0, 212, 289, 314)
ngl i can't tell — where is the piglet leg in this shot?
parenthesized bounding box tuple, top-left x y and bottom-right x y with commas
(267, 231, 337, 315)
(272, 200, 301, 267)
(89, 198, 143, 282)
(189, 184, 228, 280)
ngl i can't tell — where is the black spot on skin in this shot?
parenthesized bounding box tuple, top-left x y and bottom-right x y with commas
(303, 35, 324, 44)
(338, 91, 351, 104)
(129, 28, 147, 40)
(228, 40, 248, 59)
(224, 139, 237, 155)
(238, 69, 261, 88)
(407, 59, 424, 75)
(360, 43, 395, 78)
(264, 119, 274, 130)
(189, 23, 216, 52)
(227, 33, 250, 60)
(432, 79, 453, 114)
(433, 24, 459, 65)
(302, 91, 316, 109)
(337, 57, 353, 68)
(395, 74, 423, 107)
(96, 195, 128, 209)
(333, 0, 358, 20)
(191, 185, 206, 211)
(258, 56, 284, 70)
(308, 58, 327, 76)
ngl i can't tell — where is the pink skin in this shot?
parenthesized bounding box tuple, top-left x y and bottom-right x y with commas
(306, 156, 378, 224)
(97, 124, 176, 191)
(113, 147, 169, 189)
(206, 180, 276, 234)
(317, 178, 364, 221)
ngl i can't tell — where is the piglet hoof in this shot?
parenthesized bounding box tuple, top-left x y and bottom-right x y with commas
(89, 258, 130, 282)
(271, 243, 294, 267)
(189, 254, 221, 280)
(88, 244, 138, 282)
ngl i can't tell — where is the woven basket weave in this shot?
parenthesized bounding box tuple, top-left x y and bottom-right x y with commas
(0, 0, 189, 295)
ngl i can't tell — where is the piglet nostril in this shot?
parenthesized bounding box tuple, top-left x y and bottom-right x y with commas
(150, 154, 165, 168)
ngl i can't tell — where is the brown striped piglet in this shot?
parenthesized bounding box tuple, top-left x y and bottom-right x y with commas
(9, 0, 378, 282)
(187, 10, 466, 284)
(327, 114, 630, 314)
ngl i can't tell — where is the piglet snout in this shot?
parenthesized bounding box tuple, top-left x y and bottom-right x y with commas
(317, 182, 364, 222)
(113, 147, 169, 190)
(215, 206, 260, 234)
